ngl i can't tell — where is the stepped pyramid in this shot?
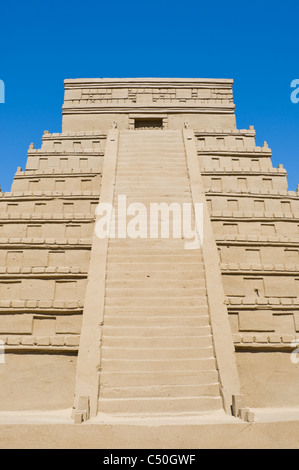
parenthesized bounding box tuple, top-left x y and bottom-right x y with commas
(1, 78, 299, 426)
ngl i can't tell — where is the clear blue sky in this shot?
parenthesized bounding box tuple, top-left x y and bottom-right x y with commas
(0, 0, 298, 191)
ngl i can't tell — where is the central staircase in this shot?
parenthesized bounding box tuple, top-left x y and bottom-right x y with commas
(98, 130, 223, 416)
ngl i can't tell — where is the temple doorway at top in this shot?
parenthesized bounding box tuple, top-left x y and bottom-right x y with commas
(134, 118, 163, 130)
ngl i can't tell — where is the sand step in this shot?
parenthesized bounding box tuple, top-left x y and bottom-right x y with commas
(114, 179, 189, 185)
(115, 172, 188, 177)
(100, 369, 219, 387)
(103, 315, 210, 327)
(117, 160, 185, 164)
(112, 197, 193, 203)
(100, 383, 220, 399)
(117, 151, 185, 156)
(107, 248, 201, 256)
(106, 271, 206, 281)
(118, 142, 183, 145)
(117, 171, 186, 177)
(107, 238, 195, 246)
(106, 263, 204, 271)
(101, 356, 216, 373)
(114, 188, 191, 195)
(116, 163, 187, 169)
(101, 345, 213, 360)
(104, 305, 209, 316)
(105, 297, 208, 307)
(98, 396, 222, 414)
(119, 141, 183, 145)
(103, 324, 211, 338)
(115, 165, 187, 170)
(102, 335, 213, 349)
(106, 255, 202, 264)
(105, 279, 206, 288)
(105, 288, 206, 298)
